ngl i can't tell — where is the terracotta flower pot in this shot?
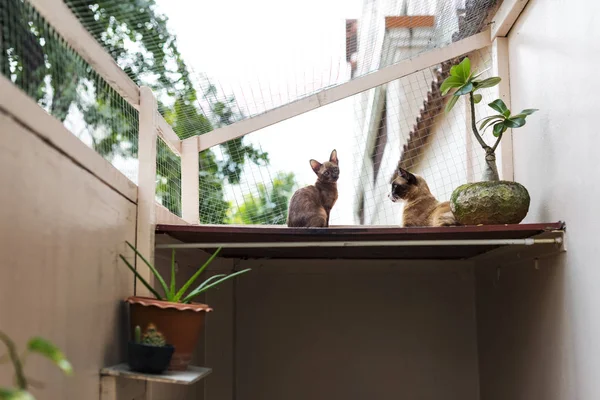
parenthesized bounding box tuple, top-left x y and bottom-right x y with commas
(126, 296, 212, 371)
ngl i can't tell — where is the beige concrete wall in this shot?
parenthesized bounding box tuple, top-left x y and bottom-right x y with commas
(475, 0, 600, 399)
(0, 110, 137, 398)
(211, 259, 481, 400)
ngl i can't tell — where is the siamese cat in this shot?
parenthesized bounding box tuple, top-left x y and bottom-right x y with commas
(287, 150, 339, 228)
(389, 167, 457, 227)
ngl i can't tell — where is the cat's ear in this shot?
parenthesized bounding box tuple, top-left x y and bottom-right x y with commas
(310, 159, 322, 174)
(329, 149, 339, 165)
(398, 167, 417, 185)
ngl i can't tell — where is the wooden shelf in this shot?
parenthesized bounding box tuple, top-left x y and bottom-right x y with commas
(101, 363, 211, 385)
(100, 364, 212, 399)
(155, 222, 566, 260)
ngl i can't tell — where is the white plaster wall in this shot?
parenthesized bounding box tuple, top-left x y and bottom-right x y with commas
(476, 0, 600, 399)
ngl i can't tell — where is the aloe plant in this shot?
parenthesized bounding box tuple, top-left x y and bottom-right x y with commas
(0, 332, 73, 400)
(120, 242, 250, 304)
(441, 57, 538, 181)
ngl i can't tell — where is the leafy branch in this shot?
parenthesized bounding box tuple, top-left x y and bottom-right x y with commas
(441, 57, 538, 181)
(0, 332, 72, 399)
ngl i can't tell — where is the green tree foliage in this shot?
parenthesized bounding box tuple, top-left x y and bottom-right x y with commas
(0, 0, 270, 222)
(229, 172, 296, 225)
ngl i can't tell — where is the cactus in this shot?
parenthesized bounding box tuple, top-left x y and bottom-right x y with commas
(134, 326, 141, 344)
(141, 324, 166, 347)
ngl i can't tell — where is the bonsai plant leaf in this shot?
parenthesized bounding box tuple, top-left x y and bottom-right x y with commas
(455, 57, 471, 81)
(488, 99, 509, 115)
(118, 255, 163, 300)
(182, 269, 252, 303)
(455, 82, 474, 96)
(492, 122, 505, 137)
(472, 93, 482, 104)
(512, 108, 539, 119)
(169, 249, 176, 300)
(27, 338, 73, 376)
(478, 115, 504, 131)
(440, 76, 464, 96)
(125, 242, 170, 298)
(173, 248, 223, 302)
(503, 117, 527, 128)
(445, 94, 460, 113)
(449, 64, 461, 78)
(474, 77, 501, 90)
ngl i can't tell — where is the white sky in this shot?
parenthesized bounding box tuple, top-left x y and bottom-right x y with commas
(155, 0, 363, 224)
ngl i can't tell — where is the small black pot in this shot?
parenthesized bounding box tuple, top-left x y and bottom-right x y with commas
(127, 342, 175, 374)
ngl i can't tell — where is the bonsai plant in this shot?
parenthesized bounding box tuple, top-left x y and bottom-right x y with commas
(441, 57, 538, 225)
(0, 331, 72, 400)
(127, 324, 174, 374)
(120, 242, 250, 371)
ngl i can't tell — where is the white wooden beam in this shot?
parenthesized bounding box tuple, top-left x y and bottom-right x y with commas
(157, 115, 182, 155)
(181, 136, 200, 224)
(136, 86, 158, 296)
(28, 0, 139, 107)
(189, 29, 491, 151)
(492, 37, 514, 181)
(490, 0, 530, 39)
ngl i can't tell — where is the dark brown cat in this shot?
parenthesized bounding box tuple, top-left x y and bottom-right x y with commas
(389, 167, 457, 227)
(287, 150, 339, 228)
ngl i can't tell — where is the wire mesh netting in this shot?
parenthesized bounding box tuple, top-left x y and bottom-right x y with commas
(355, 47, 496, 225)
(156, 136, 182, 216)
(196, 47, 495, 226)
(0, 0, 139, 182)
(62, 0, 499, 138)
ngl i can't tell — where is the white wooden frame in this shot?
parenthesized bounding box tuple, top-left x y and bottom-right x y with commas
(490, 0, 530, 39)
(492, 37, 513, 181)
(489, 0, 530, 180)
(135, 87, 158, 295)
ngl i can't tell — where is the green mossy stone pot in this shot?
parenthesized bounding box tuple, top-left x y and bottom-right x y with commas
(450, 181, 531, 225)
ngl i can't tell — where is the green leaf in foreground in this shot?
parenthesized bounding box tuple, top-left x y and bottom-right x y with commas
(0, 388, 35, 400)
(27, 338, 73, 376)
